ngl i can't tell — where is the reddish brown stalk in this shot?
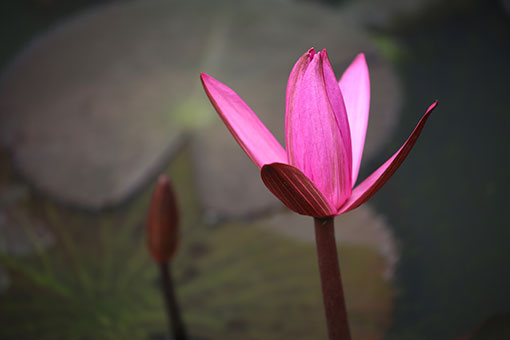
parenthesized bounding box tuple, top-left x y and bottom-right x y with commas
(159, 262, 188, 340)
(314, 217, 351, 340)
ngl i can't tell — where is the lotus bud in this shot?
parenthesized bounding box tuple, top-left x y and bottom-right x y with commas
(146, 174, 179, 263)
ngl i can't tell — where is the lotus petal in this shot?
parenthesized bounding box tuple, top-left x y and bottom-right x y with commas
(261, 163, 337, 217)
(338, 101, 438, 214)
(201, 73, 287, 168)
(285, 50, 352, 209)
(339, 53, 370, 186)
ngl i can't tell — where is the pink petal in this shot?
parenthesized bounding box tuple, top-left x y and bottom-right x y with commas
(339, 53, 370, 186)
(261, 163, 337, 217)
(201, 73, 287, 168)
(285, 49, 352, 209)
(338, 101, 438, 215)
(321, 50, 353, 163)
(285, 48, 315, 114)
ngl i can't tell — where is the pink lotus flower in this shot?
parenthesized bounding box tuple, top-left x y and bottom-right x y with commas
(201, 48, 437, 218)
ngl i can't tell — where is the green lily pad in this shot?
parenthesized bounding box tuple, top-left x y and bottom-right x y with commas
(0, 150, 393, 340)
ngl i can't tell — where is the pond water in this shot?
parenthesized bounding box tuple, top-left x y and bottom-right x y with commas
(369, 1, 510, 338)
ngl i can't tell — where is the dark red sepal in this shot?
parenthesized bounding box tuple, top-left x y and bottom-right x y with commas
(261, 163, 336, 217)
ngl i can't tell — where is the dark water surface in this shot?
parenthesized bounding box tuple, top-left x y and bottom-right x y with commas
(368, 1, 510, 339)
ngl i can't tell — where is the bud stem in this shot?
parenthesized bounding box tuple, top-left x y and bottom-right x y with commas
(159, 262, 188, 340)
(314, 217, 351, 340)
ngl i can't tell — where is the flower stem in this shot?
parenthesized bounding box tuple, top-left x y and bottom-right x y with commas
(159, 262, 188, 340)
(314, 217, 351, 340)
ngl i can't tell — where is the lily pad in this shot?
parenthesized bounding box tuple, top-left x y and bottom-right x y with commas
(0, 150, 394, 340)
(258, 204, 398, 279)
(0, 0, 401, 213)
